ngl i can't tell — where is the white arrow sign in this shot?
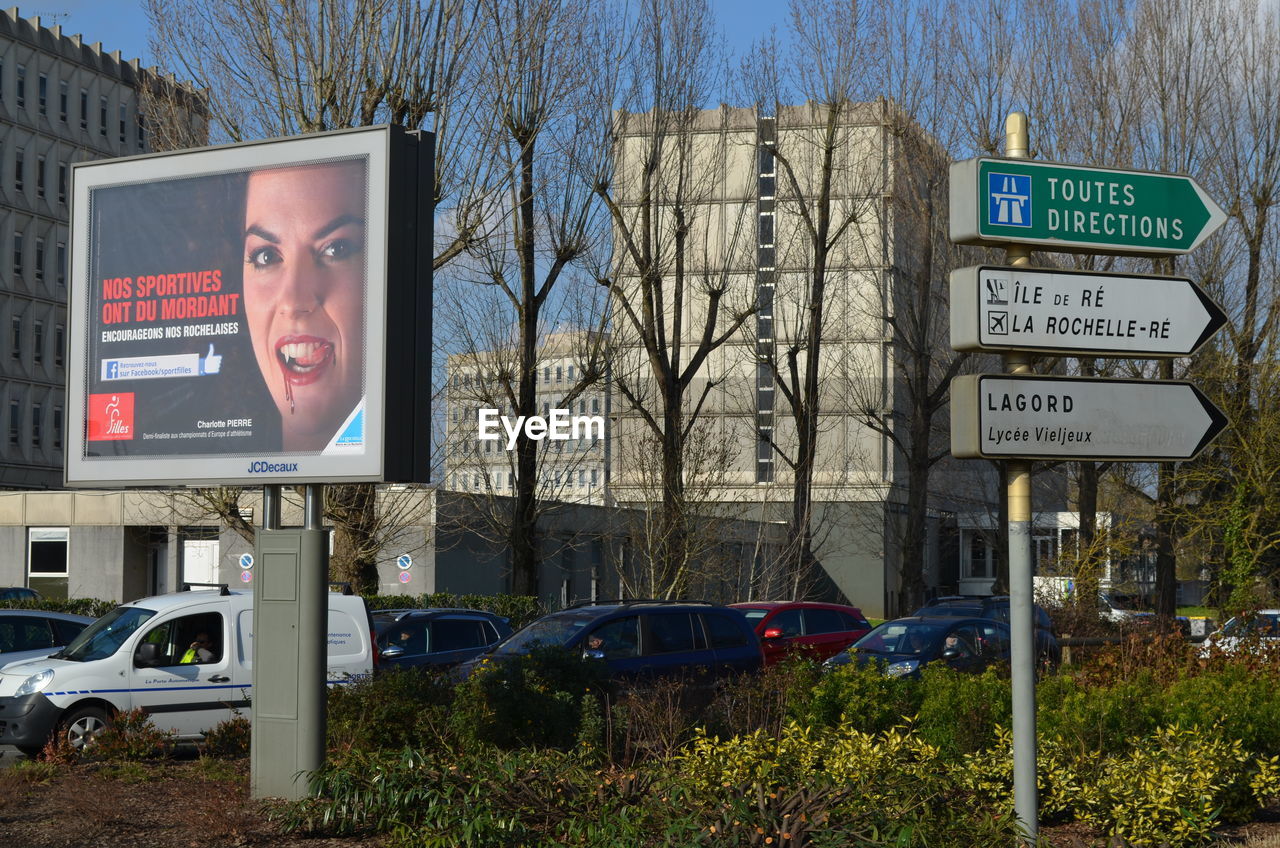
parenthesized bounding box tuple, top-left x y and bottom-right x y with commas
(950, 266, 1227, 357)
(951, 374, 1227, 461)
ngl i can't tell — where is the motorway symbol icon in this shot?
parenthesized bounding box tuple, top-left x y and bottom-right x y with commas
(951, 158, 1227, 255)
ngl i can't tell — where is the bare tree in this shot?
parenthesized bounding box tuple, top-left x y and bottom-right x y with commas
(436, 0, 613, 596)
(142, 0, 497, 590)
(591, 0, 757, 597)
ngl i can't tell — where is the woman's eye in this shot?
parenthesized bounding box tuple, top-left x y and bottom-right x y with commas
(246, 246, 282, 268)
(319, 238, 360, 261)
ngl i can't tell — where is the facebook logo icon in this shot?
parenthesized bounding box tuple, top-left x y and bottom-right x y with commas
(988, 172, 1031, 227)
(106, 360, 120, 380)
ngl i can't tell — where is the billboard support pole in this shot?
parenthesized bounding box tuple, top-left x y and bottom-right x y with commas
(1003, 111, 1039, 845)
(263, 485, 281, 530)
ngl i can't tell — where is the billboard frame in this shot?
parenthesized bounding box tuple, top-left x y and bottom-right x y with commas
(65, 125, 430, 487)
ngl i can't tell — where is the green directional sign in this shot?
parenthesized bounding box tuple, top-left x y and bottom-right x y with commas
(950, 158, 1227, 256)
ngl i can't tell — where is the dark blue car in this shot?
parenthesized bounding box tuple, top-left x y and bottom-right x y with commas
(462, 600, 762, 681)
(825, 616, 1012, 678)
(374, 609, 512, 670)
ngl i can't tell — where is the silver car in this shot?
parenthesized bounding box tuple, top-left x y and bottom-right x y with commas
(1199, 610, 1280, 657)
(0, 610, 95, 670)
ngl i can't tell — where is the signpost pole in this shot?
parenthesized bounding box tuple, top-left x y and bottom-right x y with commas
(1003, 111, 1038, 845)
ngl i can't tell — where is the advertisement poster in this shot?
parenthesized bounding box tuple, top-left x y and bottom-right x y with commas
(67, 129, 403, 486)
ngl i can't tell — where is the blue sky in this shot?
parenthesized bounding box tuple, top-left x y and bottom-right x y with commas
(26, 0, 789, 74)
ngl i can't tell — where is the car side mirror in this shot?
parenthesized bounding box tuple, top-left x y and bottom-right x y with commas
(762, 627, 784, 640)
(135, 642, 161, 666)
(941, 647, 961, 660)
(380, 645, 405, 659)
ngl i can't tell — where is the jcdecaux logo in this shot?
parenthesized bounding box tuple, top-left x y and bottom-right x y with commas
(246, 460, 300, 473)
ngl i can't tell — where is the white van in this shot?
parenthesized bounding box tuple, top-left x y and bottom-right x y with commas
(0, 587, 373, 757)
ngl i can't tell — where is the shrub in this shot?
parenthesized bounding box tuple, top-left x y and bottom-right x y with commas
(200, 715, 251, 759)
(86, 708, 174, 761)
(327, 667, 456, 755)
(363, 592, 544, 630)
(451, 645, 609, 750)
(915, 665, 1010, 757)
(786, 660, 921, 733)
(1076, 726, 1280, 845)
(1037, 672, 1163, 758)
(0, 597, 116, 618)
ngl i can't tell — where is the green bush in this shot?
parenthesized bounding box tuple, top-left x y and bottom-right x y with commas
(363, 593, 544, 630)
(1037, 672, 1163, 758)
(452, 646, 609, 750)
(199, 715, 251, 759)
(0, 597, 116, 618)
(786, 660, 921, 733)
(915, 665, 1010, 757)
(1162, 666, 1280, 756)
(327, 668, 457, 755)
(87, 708, 174, 761)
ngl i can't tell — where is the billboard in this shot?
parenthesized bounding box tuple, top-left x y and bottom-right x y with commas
(66, 126, 430, 486)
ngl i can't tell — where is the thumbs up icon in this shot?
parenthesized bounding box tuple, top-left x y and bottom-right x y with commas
(199, 343, 222, 376)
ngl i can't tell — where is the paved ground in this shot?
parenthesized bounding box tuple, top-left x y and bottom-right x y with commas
(0, 745, 27, 768)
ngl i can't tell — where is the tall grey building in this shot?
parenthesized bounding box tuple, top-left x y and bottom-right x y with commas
(608, 102, 994, 616)
(0, 9, 204, 488)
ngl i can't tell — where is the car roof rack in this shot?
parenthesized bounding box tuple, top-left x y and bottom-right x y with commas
(181, 582, 231, 596)
(565, 598, 715, 609)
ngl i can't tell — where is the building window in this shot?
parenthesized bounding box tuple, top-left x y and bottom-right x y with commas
(28, 528, 69, 600)
(137, 113, 145, 148)
(13, 234, 23, 277)
(100, 96, 108, 136)
(36, 155, 45, 197)
(11, 316, 21, 359)
(556, 366, 563, 382)
(33, 320, 43, 364)
(0, 60, 4, 101)
(58, 163, 67, 204)
(59, 80, 67, 121)
(32, 404, 41, 446)
(16, 64, 25, 108)
(590, 468, 598, 486)
(119, 104, 126, 143)
(38, 73, 47, 114)
(591, 397, 599, 414)
(9, 400, 19, 444)
(34, 238, 43, 281)
(56, 243, 65, 286)
(55, 324, 63, 367)
(53, 407, 62, 449)
(543, 366, 551, 382)
(80, 90, 88, 129)
(14, 148, 24, 191)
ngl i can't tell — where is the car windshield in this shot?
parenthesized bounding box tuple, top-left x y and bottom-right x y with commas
(850, 621, 946, 656)
(1221, 614, 1280, 638)
(57, 606, 156, 662)
(492, 611, 599, 655)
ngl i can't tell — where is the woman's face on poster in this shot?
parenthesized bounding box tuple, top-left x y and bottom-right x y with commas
(242, 161, 366, 449)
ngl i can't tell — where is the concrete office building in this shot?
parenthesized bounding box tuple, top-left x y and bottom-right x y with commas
(0, 8, 205, 490)
(608, 102, 996, 617)
(444, 332, 611, 506)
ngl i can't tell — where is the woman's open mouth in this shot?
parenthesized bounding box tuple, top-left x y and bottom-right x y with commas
(274, 335, 335, 387)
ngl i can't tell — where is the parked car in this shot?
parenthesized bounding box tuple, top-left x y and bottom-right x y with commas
(460, 600, 762, 682)
(0, 587, 42, 602)
(0, 587, 374, 757)
(913, 595, 1061, 668)
(0, 610, 94, 670)
(1199, 610, 1280, 657)
(374, 608, 512, 670)
(824, 616, 1012, 678)
(730, 601, 871, 665)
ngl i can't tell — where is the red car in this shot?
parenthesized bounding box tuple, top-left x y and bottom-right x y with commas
(730, 601, 872, 666)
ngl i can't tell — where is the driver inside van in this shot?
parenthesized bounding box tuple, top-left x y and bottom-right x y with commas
(180, 632, 216, 664)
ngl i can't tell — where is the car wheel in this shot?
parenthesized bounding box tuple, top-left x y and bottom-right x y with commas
(60, 705, 110, 751)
